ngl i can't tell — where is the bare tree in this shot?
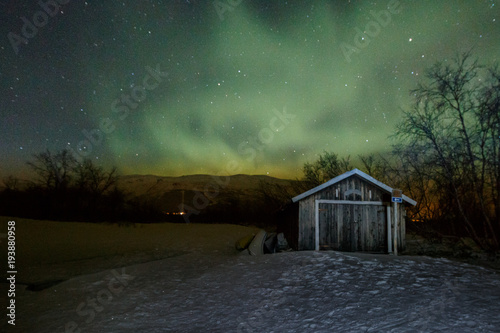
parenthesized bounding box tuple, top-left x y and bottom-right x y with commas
(303, 151, 352, 186)
(2, 175, 19, 191)
(358, 154, 376, 177)
(357, 153, 395, 182)
(27, 149, 76, 191)
(74, 159, 118, 196)
(395, 52, 500, 251)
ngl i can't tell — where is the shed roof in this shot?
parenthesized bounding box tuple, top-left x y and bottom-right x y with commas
(292, 168, 417, 206)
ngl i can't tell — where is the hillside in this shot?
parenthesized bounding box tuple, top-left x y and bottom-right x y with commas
(0, 173, 304, 225)
(116, 174, 303, 222)
(117, 174, 297, 196)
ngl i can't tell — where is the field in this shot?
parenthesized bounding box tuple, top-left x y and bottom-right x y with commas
(1, 216, 500, 332)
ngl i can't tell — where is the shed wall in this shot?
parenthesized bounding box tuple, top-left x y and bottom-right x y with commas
(298, 175, 407, 252)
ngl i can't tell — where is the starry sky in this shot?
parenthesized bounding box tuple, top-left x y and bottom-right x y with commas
(0, 0, 498, 179)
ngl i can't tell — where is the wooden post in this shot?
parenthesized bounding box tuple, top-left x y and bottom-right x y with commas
(387, 205, 392, 253)
(391, 189, 402, 255)
(393, 201, 398, 256)
(315, 200, 319, 251)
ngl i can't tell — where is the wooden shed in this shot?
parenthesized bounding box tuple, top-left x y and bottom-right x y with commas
(291, 169, 416, 253)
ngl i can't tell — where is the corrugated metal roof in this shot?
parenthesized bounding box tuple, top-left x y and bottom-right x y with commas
(291, 168, 417, 206)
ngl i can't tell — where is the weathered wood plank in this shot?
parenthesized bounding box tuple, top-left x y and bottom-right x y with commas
(297, 174, 408, 253)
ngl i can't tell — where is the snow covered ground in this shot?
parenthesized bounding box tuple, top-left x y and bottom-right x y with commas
(2, 218, 500, 332)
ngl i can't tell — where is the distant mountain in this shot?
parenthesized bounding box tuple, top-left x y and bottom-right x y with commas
(0, 173, 305, 225)
(116, 174, 302, 217)
(117, 174, 295, 195)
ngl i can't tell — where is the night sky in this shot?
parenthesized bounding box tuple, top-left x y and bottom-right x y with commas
(0, 0, 498, 179)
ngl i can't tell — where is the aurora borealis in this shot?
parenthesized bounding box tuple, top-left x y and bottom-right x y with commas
(0, 1, 498, 179)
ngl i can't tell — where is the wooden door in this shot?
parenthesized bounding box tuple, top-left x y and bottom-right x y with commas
(319, 203, 387, 252)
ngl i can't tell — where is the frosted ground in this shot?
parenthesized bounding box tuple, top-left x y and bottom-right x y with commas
(1, 218, 500, 332)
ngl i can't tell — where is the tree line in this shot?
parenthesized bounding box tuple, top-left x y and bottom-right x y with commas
(0, 150, 128, 222)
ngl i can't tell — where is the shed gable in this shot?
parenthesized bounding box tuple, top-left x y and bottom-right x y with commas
(312, 175, 387, 202)
(292, 168, 416, 206)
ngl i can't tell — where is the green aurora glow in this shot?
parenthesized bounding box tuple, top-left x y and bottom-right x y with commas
(0, 1, 498, 179)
